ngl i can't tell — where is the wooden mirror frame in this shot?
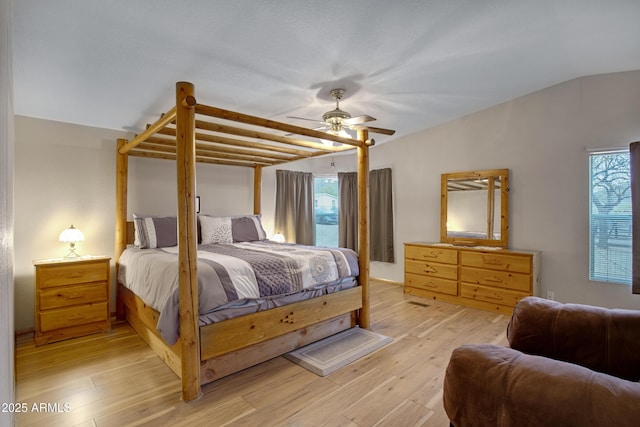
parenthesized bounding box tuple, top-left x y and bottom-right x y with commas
(440, 168, 509, 247)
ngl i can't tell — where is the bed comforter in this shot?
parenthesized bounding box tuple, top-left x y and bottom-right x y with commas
(118, 241, 359, 344)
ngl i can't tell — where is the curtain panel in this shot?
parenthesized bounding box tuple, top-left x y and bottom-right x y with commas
(338, 172, 358, 250)
(274, 170, 314, 245)
(338, 168, 395, 262)
(630, 141, 640, 294)
(370, 168, 395, 262)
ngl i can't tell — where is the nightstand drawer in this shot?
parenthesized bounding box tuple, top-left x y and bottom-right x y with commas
(40, 283, 107, 310)
(37, 262, 108, 288)
(39, 302, 108, 332)
(405, 259, 458, 280)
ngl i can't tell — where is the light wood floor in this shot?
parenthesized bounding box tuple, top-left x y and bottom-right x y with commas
(15, 280, 510, 427)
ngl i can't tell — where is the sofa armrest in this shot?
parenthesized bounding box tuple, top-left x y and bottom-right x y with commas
(443, 344, 640, 427)
(507, 296, 640, 381)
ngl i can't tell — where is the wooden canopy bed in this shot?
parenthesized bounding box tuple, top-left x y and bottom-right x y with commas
(115, 82, 374, 401)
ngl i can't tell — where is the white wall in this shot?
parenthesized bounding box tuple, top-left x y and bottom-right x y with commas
(261, 70, 640, 310)
(13, 117, 253, 330)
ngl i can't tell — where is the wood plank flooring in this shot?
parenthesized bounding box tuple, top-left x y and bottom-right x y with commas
(15, 280, 510, 426)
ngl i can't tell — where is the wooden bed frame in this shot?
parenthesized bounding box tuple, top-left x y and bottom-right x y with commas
(115, 82, 374, 401)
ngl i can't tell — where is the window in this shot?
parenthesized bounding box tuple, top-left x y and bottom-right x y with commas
(589, 150, 631, 284)
(314, 176, 338, 247)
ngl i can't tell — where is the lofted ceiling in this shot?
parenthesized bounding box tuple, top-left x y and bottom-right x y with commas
(12, 0, 640, 143)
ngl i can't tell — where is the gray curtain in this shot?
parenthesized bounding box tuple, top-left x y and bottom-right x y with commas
(338, 168, 395, 262)
(338, 172, 358, 250)
(274, 170, 314, 245)
(370, 168, 395, 262)
(630, 142, 640, 294)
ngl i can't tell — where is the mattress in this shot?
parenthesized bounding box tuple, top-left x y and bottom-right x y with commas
(117, 241, 359, 344)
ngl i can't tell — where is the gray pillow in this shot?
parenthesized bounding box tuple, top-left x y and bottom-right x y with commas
(133, 215, 177, 248)
(231, 216, 267, 242)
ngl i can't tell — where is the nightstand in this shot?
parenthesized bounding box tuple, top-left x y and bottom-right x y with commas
(33, 256, 111, 346)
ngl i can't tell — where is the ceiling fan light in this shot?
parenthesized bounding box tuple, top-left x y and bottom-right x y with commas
(337, 129, 350, 138)
(320, 138, 334, 147)
(320, 128, 350, 147)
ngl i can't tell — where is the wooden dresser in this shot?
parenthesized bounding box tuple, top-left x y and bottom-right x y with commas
(34, 256, 111, 345)
(404, 243, 540, 314)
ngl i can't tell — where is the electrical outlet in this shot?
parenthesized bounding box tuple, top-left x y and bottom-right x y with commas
(546, 291, 555, 300)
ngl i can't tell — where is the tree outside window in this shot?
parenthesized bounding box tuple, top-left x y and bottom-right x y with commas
(589, 151, 631, 284)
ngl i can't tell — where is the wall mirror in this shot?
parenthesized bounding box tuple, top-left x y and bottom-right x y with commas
(440, 168, 509, 247)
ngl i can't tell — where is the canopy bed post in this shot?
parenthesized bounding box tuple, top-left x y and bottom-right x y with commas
(253, 164, 262, 215)
(115, 138, 129, 262)
(357, 129, 370, 329)
(175, 81, 201, 401)
(115, 138, 129, 319)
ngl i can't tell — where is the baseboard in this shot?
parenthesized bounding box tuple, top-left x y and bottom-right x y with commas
(14, 328, 34, 342)
(370, 277, 403, 286)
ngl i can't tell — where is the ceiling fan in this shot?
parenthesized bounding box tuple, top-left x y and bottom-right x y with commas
(287, 88, 396, 137)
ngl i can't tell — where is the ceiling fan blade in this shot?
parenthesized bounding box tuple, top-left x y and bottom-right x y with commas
(286, 116, 326, 124)
(351, 125, 396, 136)
(343, 114, 376, 125)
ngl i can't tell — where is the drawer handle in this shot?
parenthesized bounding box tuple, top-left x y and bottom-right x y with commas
(483, 257, 504, 266)
(486, 293, 503, 301)
(59, 293, 83, 300)
(423, 251, 439, 258)
(67, 313, 85, 321)
(423, 266, 437, 274)
(425, 282, 438, 288)
(66, 272, 84, 278)
(485, 275, 503, 283)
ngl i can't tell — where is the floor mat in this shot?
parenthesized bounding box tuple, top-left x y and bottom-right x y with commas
(284, 327, 392, 376)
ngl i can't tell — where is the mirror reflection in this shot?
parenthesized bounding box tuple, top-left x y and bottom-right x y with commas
(440, 169, 509, 247)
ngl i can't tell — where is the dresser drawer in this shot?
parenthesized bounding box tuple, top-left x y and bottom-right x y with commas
(37, 262, 108, 288)
(460, 267, 531, 292)
(460, 283, 529, 307)
(39, 302, 108, 332)
(460, 251, 531, 274)
(405, 259, 458, 280)
(405, 245, 457, 264)
(405, 273, 458, 296)
(39, 283, 107, 310)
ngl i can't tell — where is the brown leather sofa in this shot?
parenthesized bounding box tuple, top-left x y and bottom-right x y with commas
(443, 296, 640, 427)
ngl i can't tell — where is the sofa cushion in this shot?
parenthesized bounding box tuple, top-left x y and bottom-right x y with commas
(507, 296, 640, 381)
(444, 344, 640, 427)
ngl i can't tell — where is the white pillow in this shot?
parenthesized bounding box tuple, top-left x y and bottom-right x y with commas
(199, 215, 233, 244)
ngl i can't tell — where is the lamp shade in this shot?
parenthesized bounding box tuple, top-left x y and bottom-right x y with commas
(271, 233, 285, 243)
(59, 224, 84, 243)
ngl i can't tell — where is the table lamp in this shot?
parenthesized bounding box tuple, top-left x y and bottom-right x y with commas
(59, 224, 84, 258)
(271, 233, 285, 243)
